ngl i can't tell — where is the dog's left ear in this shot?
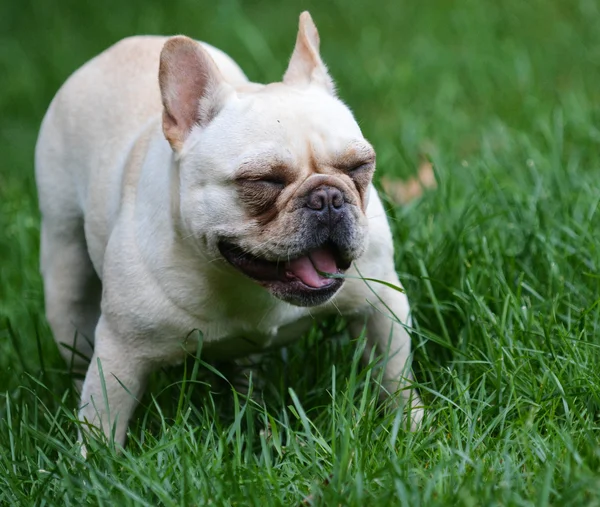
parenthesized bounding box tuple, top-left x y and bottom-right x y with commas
(283, 11, 335, 94)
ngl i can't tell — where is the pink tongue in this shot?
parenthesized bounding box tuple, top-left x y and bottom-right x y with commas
(286, 248, 338, 288)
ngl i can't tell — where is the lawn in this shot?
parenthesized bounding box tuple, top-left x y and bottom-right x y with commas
(2, 0, 600, 504)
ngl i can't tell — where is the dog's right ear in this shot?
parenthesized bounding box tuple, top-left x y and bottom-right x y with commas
(159, 36, 231, 151)
(283, 12, 335, 94)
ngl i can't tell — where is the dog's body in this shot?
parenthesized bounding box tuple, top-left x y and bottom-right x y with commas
(36, 13, 422, 446)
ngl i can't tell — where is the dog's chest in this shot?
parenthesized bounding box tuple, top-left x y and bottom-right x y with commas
(187, 311, 315, 360)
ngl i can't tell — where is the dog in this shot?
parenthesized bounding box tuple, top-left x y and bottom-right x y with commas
(35, 11, 423, 448)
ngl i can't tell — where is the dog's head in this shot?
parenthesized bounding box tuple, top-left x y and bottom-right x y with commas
(159, 12, 376, 307)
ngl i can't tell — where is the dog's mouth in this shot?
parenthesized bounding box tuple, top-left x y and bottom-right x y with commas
(218, 240, 351, 306)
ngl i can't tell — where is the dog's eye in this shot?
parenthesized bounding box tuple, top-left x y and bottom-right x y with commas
(235, 164, 290, 189)
(235, 175, 285, 220)
(348, 162, 373, 173)
(237, 176, 286, 189)
(234, 176, 287, 195)
(258, 176, 286, 188)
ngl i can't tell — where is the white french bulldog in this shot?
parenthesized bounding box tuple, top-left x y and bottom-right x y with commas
(35, 11, 423, 447)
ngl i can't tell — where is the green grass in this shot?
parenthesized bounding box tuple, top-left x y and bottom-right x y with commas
(2, 0, 600, 504)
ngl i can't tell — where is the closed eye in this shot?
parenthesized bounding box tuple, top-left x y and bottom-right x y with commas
(258, 176, 286, 188)
(234, 164, 290, 189)
(236, 176, 286, 190)
(348, 161, 374, 173)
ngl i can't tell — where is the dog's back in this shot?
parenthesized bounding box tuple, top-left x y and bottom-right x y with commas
(36, 36, 248, 222)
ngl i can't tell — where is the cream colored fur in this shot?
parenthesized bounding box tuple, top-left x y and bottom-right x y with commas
(35, 12, 423, 448)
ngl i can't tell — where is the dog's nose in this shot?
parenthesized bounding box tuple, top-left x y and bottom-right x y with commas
(305, 185, 345, 225)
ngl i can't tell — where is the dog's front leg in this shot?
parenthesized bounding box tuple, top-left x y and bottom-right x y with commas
(79, 315, 151, 448)
(349, 282, 424, 430)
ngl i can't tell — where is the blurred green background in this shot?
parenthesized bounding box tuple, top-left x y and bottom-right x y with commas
(2, 0, 600, 504)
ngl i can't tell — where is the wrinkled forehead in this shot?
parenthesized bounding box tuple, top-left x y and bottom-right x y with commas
(229, 86, 366, 160)
(250, 84, 360, 126)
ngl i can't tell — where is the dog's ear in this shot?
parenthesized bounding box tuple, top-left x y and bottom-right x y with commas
(283, 11, 335, 94)
(159, 36, 231, 151)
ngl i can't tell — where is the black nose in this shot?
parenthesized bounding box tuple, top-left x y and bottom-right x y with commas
(305, 185, 345, 225)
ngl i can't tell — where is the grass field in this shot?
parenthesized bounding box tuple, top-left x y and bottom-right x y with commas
(2, 0, 600, 504)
